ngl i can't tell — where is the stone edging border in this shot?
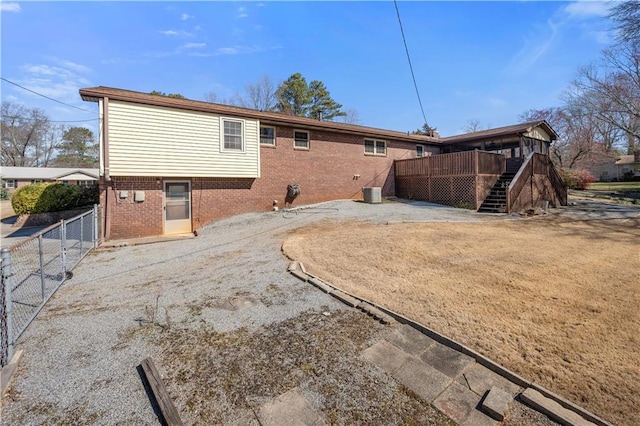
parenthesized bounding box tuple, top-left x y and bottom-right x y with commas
(285, 259, 613, 426)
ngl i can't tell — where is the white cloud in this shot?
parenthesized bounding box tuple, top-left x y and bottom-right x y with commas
(564, 1, 610, 19)
(508, 17, 560, 74)
(237, 6, 248, 18)
(18, 61, 93, 105)
(181, 42, 206, 49)
(159, 29, 193, 37)
(216, 47, 239, 55)
(58, 60, 92, 74)
(180, 13, 193, 21)
(0, 3, 21, 12)
(215, 44, 282, 56)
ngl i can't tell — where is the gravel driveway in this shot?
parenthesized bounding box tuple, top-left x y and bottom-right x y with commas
(1, 200, 537, 425)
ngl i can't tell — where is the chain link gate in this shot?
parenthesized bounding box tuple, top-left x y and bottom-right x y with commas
(1, 205, 100, 367)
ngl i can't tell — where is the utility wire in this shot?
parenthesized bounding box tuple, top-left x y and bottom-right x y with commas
(393, 0, 428, 127)
(3, 114, 98, 123)
(1, 76, 95, 113)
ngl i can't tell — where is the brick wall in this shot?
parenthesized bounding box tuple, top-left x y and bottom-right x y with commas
(102, 125, 433, 239)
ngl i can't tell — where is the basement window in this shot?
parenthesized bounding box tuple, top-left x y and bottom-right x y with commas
(364, 139, 386, 156)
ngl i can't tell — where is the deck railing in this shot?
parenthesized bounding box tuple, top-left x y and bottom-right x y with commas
(395, 150, 505, 177)
(507, 153, 567, 212)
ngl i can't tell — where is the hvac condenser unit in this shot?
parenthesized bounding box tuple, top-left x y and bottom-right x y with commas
(363, 187, 382, 204)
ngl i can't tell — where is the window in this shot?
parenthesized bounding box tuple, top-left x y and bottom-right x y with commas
(294, 130, 309, 149)
(364, 139, 386, 156)
(260, 126, 276, 146)
(3, 179, 16, 189)
(31, 179, 43, 184)
(62, 180, 70, 185)
(222, 118, 244, 151)
(416, 145, 431, 158)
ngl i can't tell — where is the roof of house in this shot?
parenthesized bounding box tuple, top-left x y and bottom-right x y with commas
(440, 121, 559, 145)
(615, 155, 636, 165)
(0, 167, 99, 180)
(79, 86, 441, 145)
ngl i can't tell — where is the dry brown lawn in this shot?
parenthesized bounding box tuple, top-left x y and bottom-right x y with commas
(283, 216, 640, 425)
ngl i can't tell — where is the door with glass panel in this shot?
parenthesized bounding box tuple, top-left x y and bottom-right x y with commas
(164, 181, 191, 235)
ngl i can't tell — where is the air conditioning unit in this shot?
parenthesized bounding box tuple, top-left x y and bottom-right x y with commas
(363, 187, 382, 204)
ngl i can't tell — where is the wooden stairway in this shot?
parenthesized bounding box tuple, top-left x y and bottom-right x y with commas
(478, 159, 522, 213)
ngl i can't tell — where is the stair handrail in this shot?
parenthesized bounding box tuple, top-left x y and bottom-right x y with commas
(507, 152, 535, 213)
(547, 157, 568, 205)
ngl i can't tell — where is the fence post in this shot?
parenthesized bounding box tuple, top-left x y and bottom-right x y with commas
(61, 220, 67, 277)
(93, 204, 99, 249)
(38, 235, 46, 301)
(1, 248, 14, 363)
(80, 213, 84, 255)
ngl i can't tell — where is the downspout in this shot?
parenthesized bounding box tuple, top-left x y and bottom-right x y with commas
(102, 97, 111, 240)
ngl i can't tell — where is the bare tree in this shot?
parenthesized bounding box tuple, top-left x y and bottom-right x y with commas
(567, 43, 640, 154)
(203, 75, 277, 111)
(244, 75, 277, 111)
(339, 108, 361, 124)
(1, 102, 52, 166)
(463, 119, 483, 133)
(610, 0, 640, 43)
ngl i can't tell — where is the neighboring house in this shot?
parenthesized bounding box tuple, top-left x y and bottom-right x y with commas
(0, 167, 99, 192)
(615, 152, 640, 180)
(79, 86, 564, 240)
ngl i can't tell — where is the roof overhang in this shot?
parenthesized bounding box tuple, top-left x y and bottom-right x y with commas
(79, 86, 441, 145)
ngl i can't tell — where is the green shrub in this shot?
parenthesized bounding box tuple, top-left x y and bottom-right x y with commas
(12, 183, 52, 215)
(11, 183, 94, 215)
(0, 187, 8, 201)
(36, 184, 83, 213)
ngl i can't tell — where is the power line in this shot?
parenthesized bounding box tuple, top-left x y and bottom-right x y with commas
(1, 77, 95, 114)
(3, 114, 98, 123)
(393, 0, 428, 127)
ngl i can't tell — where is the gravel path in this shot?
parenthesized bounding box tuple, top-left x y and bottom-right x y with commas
(1, 200, 540, 425)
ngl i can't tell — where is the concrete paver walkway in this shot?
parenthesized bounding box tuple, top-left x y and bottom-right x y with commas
(363, 324, 521, 425)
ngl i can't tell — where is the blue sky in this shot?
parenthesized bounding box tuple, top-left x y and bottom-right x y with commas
(1, 1, 614, 137)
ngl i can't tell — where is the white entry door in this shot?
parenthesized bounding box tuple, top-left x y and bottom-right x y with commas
(164, 181, 191, 235)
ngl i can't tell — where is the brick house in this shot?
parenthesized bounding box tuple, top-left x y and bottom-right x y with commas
(0, 167, 98, 193)
(79, 87, 443, 240)
(79, 87, 565, 240)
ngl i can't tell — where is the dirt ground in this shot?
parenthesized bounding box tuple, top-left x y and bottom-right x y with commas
(283, 215, 640, 425)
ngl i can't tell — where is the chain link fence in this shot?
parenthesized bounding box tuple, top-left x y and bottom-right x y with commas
(1, 205, 100, 367)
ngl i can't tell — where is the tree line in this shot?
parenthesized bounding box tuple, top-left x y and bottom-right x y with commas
(519, 1, 640, 171)
(1, 102, 98, 168)
(154, 72, 360, 124)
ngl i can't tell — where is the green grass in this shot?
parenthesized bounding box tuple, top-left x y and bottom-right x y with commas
(588, 181, 640, 193)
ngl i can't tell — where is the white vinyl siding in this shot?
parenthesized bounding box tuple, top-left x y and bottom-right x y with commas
(294, 130, 309, 149)
(107, 101, 260, 178)
(524, 128, 551, 142)
(364, 139, 386, 156)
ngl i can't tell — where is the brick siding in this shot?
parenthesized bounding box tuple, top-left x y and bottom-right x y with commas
(102, 125, 433, 239)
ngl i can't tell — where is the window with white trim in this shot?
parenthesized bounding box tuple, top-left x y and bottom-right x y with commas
(364, 139, 386, 156)
(260, 126, 276, 146)
(3, 179, 16, 189)
(294, 130, 310, 149)
(222, 118, 244, 151)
